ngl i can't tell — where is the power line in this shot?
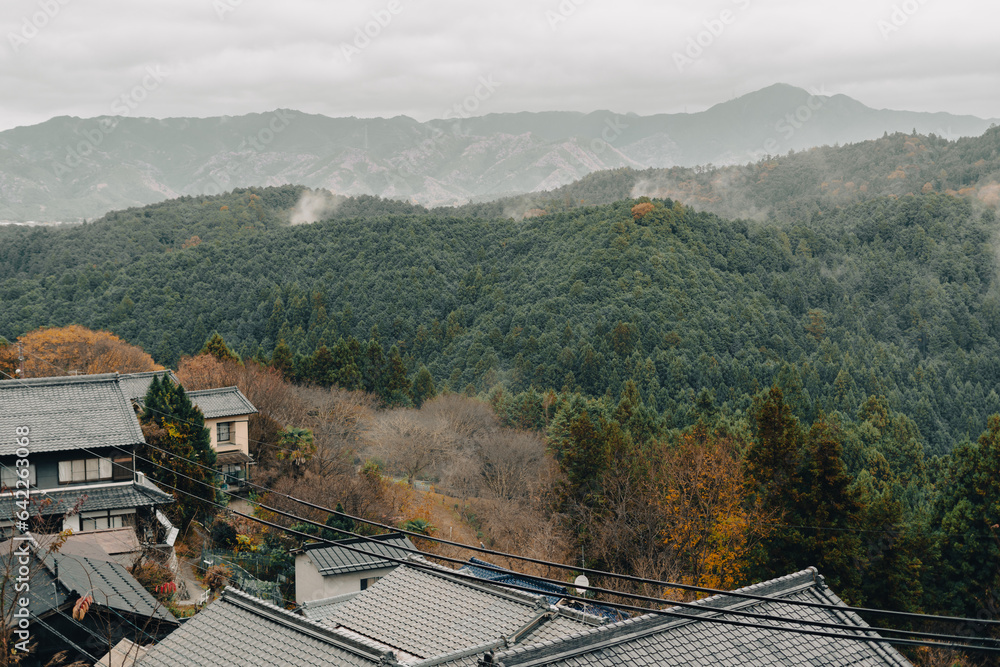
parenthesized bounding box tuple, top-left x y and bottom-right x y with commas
(49, 371, 1000, 632)
(7, 348, 1000, 653)
(27, 613, 102, 664)
(6, 357, 1000, 631)
(140, 428, 1000, 629)
(2, 354, 936, 535)
(90, 442, 1000, 650)
(133, 467, 1000, 655)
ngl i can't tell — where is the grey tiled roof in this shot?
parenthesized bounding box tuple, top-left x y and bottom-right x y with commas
(117, 370, 180, 400)
(0, 373, 145, 455)
(300, 592, 362, 621)
(301, 533, 416, 576)
(53, 551, 177, 624)
(137, 588, 391, 667)
(0, 542, 176, 626)
(472, 568, 914, 667)
(320, 563, 604, 661)
(0, 479, 174, 520)
(187, 386, 258, 419)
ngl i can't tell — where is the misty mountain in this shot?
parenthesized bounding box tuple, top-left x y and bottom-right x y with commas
(1, 83, 995, 222)
(447, 125, 1000, 223)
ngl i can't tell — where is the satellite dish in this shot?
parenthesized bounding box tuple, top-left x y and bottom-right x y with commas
(574, 575, 590, 597)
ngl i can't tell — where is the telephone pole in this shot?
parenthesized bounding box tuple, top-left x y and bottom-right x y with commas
(17, 341, 25, 378)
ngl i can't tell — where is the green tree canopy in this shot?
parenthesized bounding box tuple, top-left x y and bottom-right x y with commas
(139, 374, 218, 526)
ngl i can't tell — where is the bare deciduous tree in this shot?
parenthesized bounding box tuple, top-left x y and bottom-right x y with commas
(365, 410, 455, 485)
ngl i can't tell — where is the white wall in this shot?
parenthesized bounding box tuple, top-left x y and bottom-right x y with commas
(206, 415, 251, 456)
(294, 553, 396, 604)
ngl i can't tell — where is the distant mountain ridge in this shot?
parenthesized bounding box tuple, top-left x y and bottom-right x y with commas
(1, 83, 995, 221)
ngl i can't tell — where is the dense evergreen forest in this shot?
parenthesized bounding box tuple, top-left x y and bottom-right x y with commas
(2, 183, 999, 456)
(456, 126, 1000, 223)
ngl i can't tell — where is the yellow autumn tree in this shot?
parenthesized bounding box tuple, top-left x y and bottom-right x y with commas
(631, 202, 655, 220)
(659, 423, 774, 597)
(0, 325, 160, 378)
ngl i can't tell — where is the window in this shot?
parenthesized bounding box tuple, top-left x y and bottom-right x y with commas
(361, 576, 382, 591)
(221, 464, 245, 486)
(217, 422, 232, 442)
(80, 509, 135, 532)
(112, 456, 134, 482)
(1, 464, 35, 488)
(58, 458, 113, 484)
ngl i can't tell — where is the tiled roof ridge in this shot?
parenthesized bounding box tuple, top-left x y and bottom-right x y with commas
(221, 587, 391, 661)
(300, 591, 362, 611)
(186, 386, 243, 396)
(407, 560, 561, 608)
(46, 550, 178, 624)
(407, 638, 508, 667)
(807, 584, 913, 667)
(301, 531, 411, 552)
(186, 385, 258, 414)
(477, 567, 909, 667)
(485, 609, 653, 665)
(0, 372, 121, 387)
(473, 568, 822, 665)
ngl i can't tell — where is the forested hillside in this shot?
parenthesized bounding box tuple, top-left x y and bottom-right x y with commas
(2, 186, 999, 454)
(466, 126, 1000, 223)
(3, 84, 995, 222)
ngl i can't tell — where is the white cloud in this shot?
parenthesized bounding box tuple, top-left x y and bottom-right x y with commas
(0, 0, 997, 130)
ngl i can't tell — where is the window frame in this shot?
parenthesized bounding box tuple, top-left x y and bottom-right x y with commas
(1, 464, 36, 488)
(58, 457, 115, 484)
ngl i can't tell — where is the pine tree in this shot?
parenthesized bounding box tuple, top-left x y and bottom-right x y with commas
(930, 414, 1000, 615)
(139, 375, 218, 526)
(362, 338, 387, 397)
(310, 345, 336, 387)
(271, 339, 293, 378)
(559, 411, 611, 507)
(794, 415, 864, 601)
(321, 504, 355, 541)
(412, 365, 437, 408)
(383, 345, 413, 407)
(201, 333, 239, 363)
(331, 337, 362, 390)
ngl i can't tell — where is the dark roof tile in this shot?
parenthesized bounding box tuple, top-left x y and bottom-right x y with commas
(138, 588, 387, 666)
(301, 533, 416, 576)
(321, 563, 603, 660)
(0, 478, 173, 520)
(0, 373, 144, 455)
(187, 386, 258, 419)
(478, 568, 913, 667)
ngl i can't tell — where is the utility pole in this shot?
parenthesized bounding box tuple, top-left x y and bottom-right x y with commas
(17, 341, 25, 378)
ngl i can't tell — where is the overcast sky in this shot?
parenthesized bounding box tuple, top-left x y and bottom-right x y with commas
(1, 0, 997, 132)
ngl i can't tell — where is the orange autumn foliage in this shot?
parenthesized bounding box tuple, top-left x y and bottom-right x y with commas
(659, 425, 774, 597)
(631, 202, 655, 220)
(0, 325, 160, 378)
